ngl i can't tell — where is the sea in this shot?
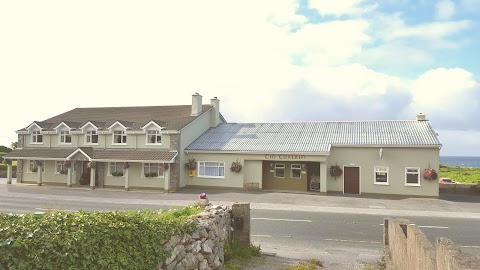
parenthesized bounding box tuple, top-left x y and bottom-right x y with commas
(440, 156, 480, 168)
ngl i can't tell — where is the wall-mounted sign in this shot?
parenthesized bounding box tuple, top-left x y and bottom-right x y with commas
(265, 154, 306, 160)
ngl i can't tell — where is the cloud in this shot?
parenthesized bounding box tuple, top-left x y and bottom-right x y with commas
(403, 68, 480, 130)
(308, 0, 378, 17)
(436, 0, 456, 20)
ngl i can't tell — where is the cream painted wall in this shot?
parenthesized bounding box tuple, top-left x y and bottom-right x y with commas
(179, 110, 216, 187)
(128, 163, 165, 188)
(244, 160, 263, 189)
(21, 160, 67, 184)
(186, 153, 326, 188)
(327, 147, 440, 197)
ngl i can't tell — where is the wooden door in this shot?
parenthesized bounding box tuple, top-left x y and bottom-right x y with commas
(344, 167, 360, 194)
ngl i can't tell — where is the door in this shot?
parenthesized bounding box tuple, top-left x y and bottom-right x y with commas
(344, 166, 360, 195)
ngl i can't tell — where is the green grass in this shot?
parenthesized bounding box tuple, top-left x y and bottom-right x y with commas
(439, 165, 480, 184)
(286, 259, 323, 270)
(224, 241, 261, 270)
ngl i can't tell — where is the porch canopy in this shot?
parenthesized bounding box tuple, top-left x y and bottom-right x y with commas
(3, 147, 178, 163)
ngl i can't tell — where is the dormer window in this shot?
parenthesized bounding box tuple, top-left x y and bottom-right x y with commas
(113, 130, 127, 144)
(32, 131, 43, 143)
(147, 130, 162, 144)
(59, 131, 72, 144)
(86, 131, 99, 144)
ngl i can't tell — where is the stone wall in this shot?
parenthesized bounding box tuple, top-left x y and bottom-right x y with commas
(384, 218, 480, 270)
(439, 183, 480, 194)
(160, 205, 232, 270)
(17, 134, 24, 182)
(169, 134, 180, 190)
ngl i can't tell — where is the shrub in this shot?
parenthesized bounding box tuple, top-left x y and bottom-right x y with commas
(112, 171, 124, 177)
(0, 207, 199, 270)
(224, 241, 261, 270)
(145, 172, 158, 178)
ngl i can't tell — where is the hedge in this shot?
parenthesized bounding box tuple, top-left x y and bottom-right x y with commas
(0, 207, 200, 270)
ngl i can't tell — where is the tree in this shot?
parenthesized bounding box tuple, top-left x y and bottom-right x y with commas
(0, 145, 12, 153)
(10, 141, 17, 150)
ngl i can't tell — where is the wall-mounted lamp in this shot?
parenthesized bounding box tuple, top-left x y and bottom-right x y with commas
(379, 148, 383, 159)
(301, 164, 305, 169)
(269, 163, 273, 167)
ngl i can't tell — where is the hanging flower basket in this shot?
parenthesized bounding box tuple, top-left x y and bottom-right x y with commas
(230, 160, 242, 172)
(87, 161, 96, 169)
(330, 165, 343, 177)
(423, 168, 438, 180)
(161, 163, 169, 171)
(62, 160, 71, 168)
(2, 158, 12, 165)
(186, 158, 196, 170)
(122, 162, 130, 170)
(34, 160, 44, 167)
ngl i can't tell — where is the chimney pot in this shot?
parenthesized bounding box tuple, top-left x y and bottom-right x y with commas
(416, 113, 426, 121)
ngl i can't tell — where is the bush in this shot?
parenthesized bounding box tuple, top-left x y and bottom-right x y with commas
(0, 207, 200, 270)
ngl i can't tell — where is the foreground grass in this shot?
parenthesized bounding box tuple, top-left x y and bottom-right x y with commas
(286, 259, 323, 270)
(440, 165, 480, 184)
(224, 241, 261, 270)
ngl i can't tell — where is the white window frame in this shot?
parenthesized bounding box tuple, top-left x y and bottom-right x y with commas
(198, 161, 225, 178)
(85, 130, 99, 145)
(28, 160, 44, 173)
(112, 130, 127, 145)
(142, 163, 164, 178)
(59, 131, 72, 144)
(146, 130, 162, 145)
(290, 164, 302, 179)
(374, 166, 389, 185)
(274, 164, 285, 178)
(31, 131, 43, 144)
(109, 162, 123, 175)
(55, 161, 66, 174)
(405, 167, 421, 186)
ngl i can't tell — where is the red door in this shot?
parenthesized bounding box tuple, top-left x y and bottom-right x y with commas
(344, 167, 360, 194)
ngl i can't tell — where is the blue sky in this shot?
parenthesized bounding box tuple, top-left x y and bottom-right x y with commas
(0, 0, 479, 156)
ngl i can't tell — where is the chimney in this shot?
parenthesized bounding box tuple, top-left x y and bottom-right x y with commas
(210, 97, 220, 127)
(416, 113, 426, 121)
(191, 93, 202, 116)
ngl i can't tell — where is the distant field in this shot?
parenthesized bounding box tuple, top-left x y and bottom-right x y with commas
(439, 166, 480, 184)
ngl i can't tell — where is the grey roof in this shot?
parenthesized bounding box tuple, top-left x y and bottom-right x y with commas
(4, 148, 177, 162)
(186, 121, 442, 154)
(18, 105, 217, 132)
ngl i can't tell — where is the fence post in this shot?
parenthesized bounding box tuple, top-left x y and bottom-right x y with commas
(231, 203, 250, 246)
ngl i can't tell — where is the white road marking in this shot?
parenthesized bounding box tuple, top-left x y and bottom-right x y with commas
(324, 238, 381, 244)
(417, 226, 449, 229)
(252, 235, 272, 238)
(252, 217, 312, 223)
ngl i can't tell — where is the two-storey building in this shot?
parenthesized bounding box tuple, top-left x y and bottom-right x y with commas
(3, 94, 224, 191)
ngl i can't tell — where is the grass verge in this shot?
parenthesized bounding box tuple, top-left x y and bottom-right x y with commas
(286, 259, 323, 270)
(224, 241, 261, 270)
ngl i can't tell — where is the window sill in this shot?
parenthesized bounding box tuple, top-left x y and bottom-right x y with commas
(111, 143, 127, 146)
(141, 176, 165, 179)
(374, 182, 389, 186)
(145, 143, 163, 145)
(197, 176, 225, 179)
(30, 142, 44, 145)
(405, 184, 421, 187)
(59, 143, 72, 145)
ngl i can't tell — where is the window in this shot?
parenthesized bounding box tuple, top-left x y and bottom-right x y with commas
(291, 164, 301, 178)
(405, 167, 420, 186)
(28, 160, 44, 172)
(143, 163, 164, 178)
(59, 131, 72, 144)
(374, 166, 389, 185)
(146, 130, 162, 144)
(55, 161, 67, 174)
(109, 162, 123, 175)
(274, 164, 285, 178)
(113, 130, 127, 144)
(32, 131, 43, 143)
(86, 131, 98, 144)
(198, 161, 225, 178)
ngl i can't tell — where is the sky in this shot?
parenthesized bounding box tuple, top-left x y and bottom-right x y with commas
(1, 0, 479, 156)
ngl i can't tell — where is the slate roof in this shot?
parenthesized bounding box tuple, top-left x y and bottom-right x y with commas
(186, 121, 442, 154)
(4, 148, 178, 162)
(18, 105, 216, 132)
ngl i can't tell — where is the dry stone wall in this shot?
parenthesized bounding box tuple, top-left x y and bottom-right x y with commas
(160, 205, 231, 270)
